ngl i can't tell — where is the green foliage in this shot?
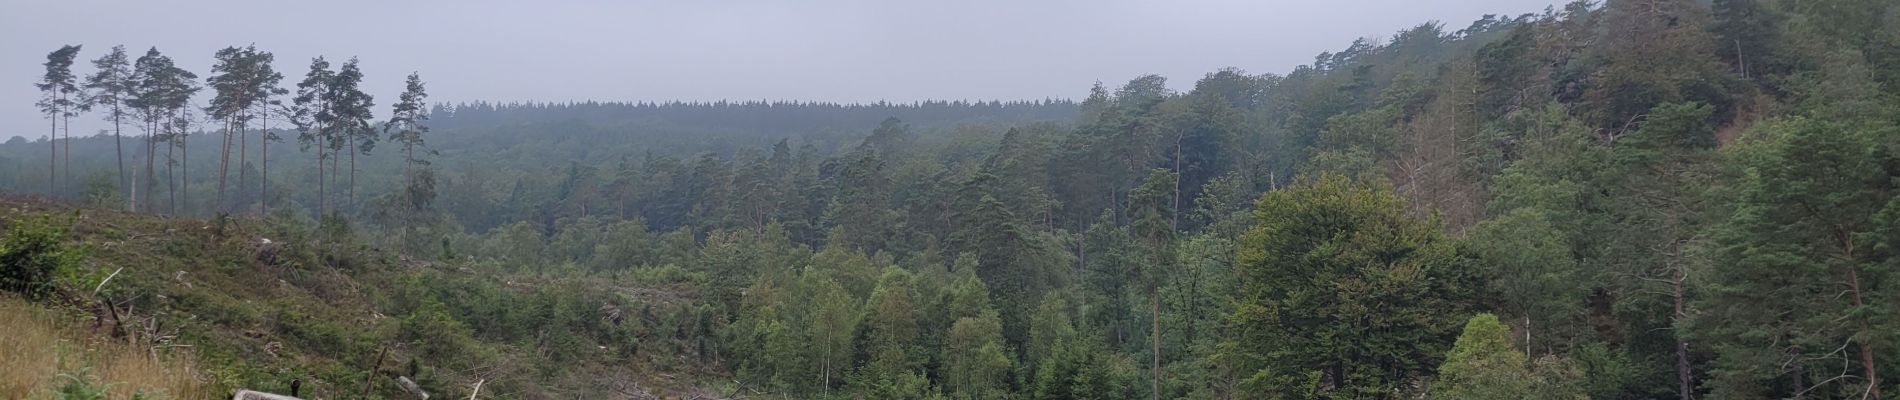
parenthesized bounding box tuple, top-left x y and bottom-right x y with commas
(1696, 115, 1900, 397)
(1229, 175, 1476, 397)
(0, 215, 83, 299)
(1463, 208, 1583, 351)
(1432, 313, 1587, 400)
(1032, 334, 1140, 400)
(53, 370, 112, 400)
(942, 311, 1011, 400)
(7, 2, 1900, 398)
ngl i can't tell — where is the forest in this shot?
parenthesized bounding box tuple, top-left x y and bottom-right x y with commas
(3, 0, 1900, 398)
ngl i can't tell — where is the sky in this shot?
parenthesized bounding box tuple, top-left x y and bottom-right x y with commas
(1, 0, 1563, 140)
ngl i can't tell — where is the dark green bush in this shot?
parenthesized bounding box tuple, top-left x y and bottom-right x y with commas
(0, 216, 83, 299)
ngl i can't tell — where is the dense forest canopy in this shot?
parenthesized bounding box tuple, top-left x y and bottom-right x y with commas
(4, 0, 1900, 398)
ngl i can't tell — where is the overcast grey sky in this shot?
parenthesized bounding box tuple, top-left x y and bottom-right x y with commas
(2, 0, 1561, 140)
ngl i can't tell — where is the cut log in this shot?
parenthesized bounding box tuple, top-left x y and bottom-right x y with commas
(231, 390, 301, 400)
(398, 376, 431, 399)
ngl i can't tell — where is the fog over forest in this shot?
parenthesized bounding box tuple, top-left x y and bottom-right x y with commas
(1, 0, 1555, 140)
(5, 0, 1900, 399)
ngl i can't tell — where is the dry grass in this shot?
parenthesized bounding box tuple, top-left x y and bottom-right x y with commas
(0, 297, 206, 399)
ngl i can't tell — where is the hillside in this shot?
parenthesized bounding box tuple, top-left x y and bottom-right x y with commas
(5, 0, 1900, 399)
(0, 196, 724, 398)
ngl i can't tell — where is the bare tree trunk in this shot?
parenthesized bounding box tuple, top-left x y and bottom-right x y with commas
(349, 134, 357, 211)
(115, 111, 127, 211)
(331, 143, 340, 214)
(364, 347, 387, 399)
(318, 148, 327, 220)
(1675, 265, 1692, 400)
(260, 114, 270, 215)
(1851, 267, 1880, 399)
(238, 114, 247, 208)
(1152, 284, 1162, 400)
(48, 117, 56, 196)
(62, 95, 71, 194)
(144, 121, 156, 213)
(1844, 237, 1880, 400)
(218, 119, 232, 214)
(167, 139, 175, 216)
(181, 125, 189, 217)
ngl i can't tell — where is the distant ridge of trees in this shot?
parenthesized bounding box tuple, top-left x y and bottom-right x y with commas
(427, 99, 1078, 132)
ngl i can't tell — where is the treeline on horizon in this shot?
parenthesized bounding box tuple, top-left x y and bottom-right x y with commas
(4, 0, 1900, 398)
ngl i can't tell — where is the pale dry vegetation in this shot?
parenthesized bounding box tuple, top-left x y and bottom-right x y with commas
(0, 296, 204, 400)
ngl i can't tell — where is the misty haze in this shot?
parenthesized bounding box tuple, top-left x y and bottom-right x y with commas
(1, 0, 1896, 399)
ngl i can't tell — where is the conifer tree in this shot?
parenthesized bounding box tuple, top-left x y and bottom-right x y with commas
(129, 48, 168, 212)
(83, 45, 134, 210)
(290, 57, 335, 218)
(331, 58, 375, 211)
(124, 48, 197, 216)
(35, 45, 83, 196)
(386, 72, 429, 166)
(207, 46, 246, 212)
(203, 45, 282, 213)
(249, 50, 288, 214)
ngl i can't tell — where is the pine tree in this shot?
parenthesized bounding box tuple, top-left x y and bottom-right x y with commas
(129, 48, 169, 213)
(289, 57, 335, 218)
(83, 45, 134, 210)
(207, 46, 246, 213)
(331, 58, 376, 212)
(386, 72, 432, 215)
(202, 45, 282, 214)
(386, 72, 429, 166)
(249, 50, 287, 214)
(35, 45, 83, 196)
(123, 48, 198, 216)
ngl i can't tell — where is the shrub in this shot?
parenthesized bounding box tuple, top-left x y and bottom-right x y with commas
(0, 216, 84, 299)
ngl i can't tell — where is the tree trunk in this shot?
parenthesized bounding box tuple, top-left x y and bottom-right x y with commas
(349, 134, 357, 211)
(1850, 267, 1880, 399)
(115, 110, 127, 211)
(218, 119, 232, 214)
(1152, 284, 1162, 400)
(144, 122, 156, 213)
(318, 148, 327, 220)
(238, 115, 247, 208)
(181, 126, 189, 217)
(167, 139, 175, 216)
(49, 117, 56, 196)
(1675, 266, 1692, 400)
(261, 115, 270, 215)
(62, 95, 71, 194)
(1844, 236, 1880, 399)
(334, 145, 342, 212)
